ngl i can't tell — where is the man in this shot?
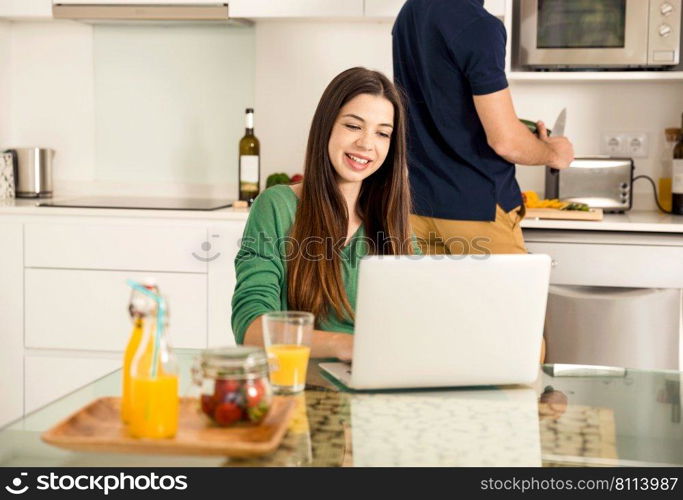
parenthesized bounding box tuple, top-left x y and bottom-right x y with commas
(392, 0, 574, 255)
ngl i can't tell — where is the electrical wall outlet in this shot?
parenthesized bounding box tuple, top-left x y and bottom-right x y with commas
(624, 133, 648, 157)
(601, 133, 624, 155)
(601, 132, 649, 158)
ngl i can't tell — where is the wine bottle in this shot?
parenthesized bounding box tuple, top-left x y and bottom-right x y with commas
(239, 108, 260, 204)
(673, 114, 683, 215)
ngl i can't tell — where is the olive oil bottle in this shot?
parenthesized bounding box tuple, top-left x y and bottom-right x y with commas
(659, 128, 679, 212)
(238, 108, 260, 204)
(673, 115, 683, 215)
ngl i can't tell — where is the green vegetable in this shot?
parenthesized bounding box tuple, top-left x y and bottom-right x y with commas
(561, 202, 590, 212)
(266, 173, 290, 188)
(519, 118, 551, 137)
(247, 402, 269, 423)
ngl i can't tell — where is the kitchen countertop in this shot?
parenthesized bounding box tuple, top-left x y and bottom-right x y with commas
(1, 351, 681, 467)
(2, 198, 683, 232)
(521, 210, 683, 233)
(0, 197, 251, 221)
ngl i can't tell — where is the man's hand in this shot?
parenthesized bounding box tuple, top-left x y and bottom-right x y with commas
(537, 121, 574, 170)
(473, 88, 575, 168)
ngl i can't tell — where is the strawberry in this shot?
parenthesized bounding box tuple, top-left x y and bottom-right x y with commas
(244, 381, 265, 408)
(213, 379, 241, 404)
(213, 402, 243, 426)
(200, 394, 216, 417)
(214, 379, 239, 394)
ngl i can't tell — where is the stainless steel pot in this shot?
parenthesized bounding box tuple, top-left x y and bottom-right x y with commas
(3, 147, 55, 198)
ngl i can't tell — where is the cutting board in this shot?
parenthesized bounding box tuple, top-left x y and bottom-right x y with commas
(524, 208, 603, 221)
(41, 396, 295, 457)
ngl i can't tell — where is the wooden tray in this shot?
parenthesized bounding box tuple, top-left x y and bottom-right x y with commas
(525, 208, 603, 221)
(41, 396, 296, 457)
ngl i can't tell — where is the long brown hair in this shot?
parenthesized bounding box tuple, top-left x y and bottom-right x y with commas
(286, 67, 413, 324)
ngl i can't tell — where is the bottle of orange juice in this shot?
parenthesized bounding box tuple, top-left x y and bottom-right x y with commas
(121, 279, 158, 424)
(126, 281, 179, 439)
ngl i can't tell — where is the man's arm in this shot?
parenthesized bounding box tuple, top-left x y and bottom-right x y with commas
(473, 88, 574, 169)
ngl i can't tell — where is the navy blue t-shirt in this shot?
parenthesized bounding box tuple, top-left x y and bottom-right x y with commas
(393, 0, 522, 221)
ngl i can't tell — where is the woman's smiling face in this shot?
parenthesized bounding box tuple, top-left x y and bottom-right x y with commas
(328, 93, 394, 185)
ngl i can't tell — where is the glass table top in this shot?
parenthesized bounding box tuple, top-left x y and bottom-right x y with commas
(1, 352, 681, 467)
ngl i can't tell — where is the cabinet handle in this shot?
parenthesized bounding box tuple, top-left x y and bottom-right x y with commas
(551, 259, 558, 268)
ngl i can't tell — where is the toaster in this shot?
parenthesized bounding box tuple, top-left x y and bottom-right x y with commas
(545, 157, 634, 213)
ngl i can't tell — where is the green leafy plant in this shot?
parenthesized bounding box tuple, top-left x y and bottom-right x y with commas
(266, 173, 290, 188)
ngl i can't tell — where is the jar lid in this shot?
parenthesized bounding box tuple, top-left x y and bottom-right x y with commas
(199, 346, 268, 378)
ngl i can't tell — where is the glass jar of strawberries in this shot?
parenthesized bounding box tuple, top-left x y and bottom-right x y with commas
(192, 347, 272, 427)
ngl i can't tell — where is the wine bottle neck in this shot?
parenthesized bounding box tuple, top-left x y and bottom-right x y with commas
(245, 128, 254, 135)
(245, 112, 254, 130)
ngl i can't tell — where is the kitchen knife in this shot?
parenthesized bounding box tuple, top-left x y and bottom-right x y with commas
(552, 107, 566, 137)
(548, 108, 566, 176)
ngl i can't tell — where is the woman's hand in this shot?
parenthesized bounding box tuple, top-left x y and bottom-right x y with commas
(538, 387, 569, 420)
(245, 317, 354, 361)
(331, 333, 354, 362)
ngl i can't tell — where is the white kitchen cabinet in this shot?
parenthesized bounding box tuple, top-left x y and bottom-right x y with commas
(229, 0, 364, 18)
(24, 353, 120, 415)
(0, 209, 250, 418)
(0, 222, 23, 427)
(25, 221, 207, 273)
(51, 0, 224, 5)
(25, 268, 207, 351)
(0, 0, 52, 19)
(524, 230, 683, 288)
(364, 0, 507, 19)
(527, 241, 683, 288)
(207, 220, 247, 347)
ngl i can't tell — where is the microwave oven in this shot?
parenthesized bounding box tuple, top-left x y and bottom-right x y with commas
(519, 0, 681, 69)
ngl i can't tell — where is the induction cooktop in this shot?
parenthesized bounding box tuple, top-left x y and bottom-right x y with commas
(38, 196, 233, 211)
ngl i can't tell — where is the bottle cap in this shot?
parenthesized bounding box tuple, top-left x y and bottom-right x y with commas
(665, 127, 682, 141)
(142, 276, 157, 290)
(245, 108, 254, 113)
(199, 347, 268, 378)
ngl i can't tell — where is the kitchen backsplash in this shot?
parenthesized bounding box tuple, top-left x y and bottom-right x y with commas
(1, 21, 254, 199)
(254, 21, 683, 210)
(0, 21, 9, 145)
(1, 19, 683, 208)
(94, 24, 254, 192)
(512, 80, 683, 200)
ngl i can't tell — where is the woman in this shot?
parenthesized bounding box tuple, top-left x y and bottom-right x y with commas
(231, 67, 416, 361)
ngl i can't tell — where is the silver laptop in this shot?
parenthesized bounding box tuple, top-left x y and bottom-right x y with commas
(319, 254, 551, 390)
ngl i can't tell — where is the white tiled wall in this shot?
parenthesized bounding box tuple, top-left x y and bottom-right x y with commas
(1, 20, 254, 197)
(254, 20, 393, 181)
(93, 24, 254, 191)
(1, 18, 683, 208)
(512, 81, 683, 199)
(0, 21, 11, 145)
(7, 21, 95, 186)
(253, 20, 683, 208)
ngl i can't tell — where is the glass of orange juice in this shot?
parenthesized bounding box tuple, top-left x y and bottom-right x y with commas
(262, 311, 313, 394)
